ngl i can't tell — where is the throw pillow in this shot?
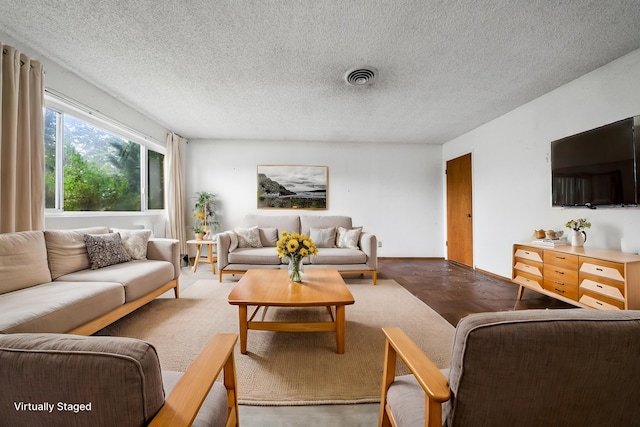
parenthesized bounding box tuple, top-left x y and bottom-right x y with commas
(84, 233, 131, 270)
(309, 227, 337, 248)
(336, 227, 362, 249)
(44, 227, 110, 279)
(227, 231, 239, 252)
(233, 226, 263, 248)
(112, 229, 153, 260)
(259, 227, 279, 247)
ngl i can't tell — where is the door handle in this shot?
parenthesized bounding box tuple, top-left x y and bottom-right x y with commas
(466, 214, 472, 218)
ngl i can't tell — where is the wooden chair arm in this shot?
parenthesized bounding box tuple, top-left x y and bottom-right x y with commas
(149, 333, 239, 427)
(380, 327, 450, 427)
(382, 327, 450, 402)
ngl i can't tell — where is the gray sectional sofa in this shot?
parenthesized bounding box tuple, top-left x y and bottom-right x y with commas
(216, 215, 378, 284)
(0, 227, 180, 335)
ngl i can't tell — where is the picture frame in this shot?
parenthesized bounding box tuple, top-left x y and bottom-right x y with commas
(257, 165, 328, 210)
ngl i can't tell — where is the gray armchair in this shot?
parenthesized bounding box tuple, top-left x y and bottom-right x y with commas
(379, 309, 640, 427)
(0, 333, 239, 427)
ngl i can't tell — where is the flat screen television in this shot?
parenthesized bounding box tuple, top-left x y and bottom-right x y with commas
(551, 116, 640, 207)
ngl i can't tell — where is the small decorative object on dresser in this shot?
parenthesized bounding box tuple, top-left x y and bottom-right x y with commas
(566, 218, 591, 247)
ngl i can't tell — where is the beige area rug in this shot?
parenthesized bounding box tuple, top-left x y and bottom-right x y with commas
(98, 279, 455, 405)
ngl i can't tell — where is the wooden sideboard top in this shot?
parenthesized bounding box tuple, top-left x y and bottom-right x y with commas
(516, 243, 640, 264)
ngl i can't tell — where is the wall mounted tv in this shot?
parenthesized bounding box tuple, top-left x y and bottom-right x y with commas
(551, 116, 640, 207)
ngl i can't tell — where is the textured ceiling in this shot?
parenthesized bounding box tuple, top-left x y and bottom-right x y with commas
(1, 1, 640, 144)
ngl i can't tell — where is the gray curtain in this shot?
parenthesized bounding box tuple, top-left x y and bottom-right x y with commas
(166, 131, 187, 254)
(0, 43, 45, 233)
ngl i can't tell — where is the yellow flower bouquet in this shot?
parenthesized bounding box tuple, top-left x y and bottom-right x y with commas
(276, 231, 318, 282)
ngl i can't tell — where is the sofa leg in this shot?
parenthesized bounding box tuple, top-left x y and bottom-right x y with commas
(174, 283, 180, 298)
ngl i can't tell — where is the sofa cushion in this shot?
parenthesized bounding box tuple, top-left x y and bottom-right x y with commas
(57, 260, 175, 302)
(228, 247, 281, 265)
(300, 215, 352, 236)
(244, 214, 300, 235)
(309, 227, 337, 248)
(336, 227, 363, 249)
(310, 247, 367, 264)
(85, 232, 131, 269)
(112, 228, 153, 260)
(0, 230, 51, 294)
(0, 333, 164, 427)
(259, 227, 279, 247)
(233, 226, 263, 248)
(163, 371, 228, 427)
(45, 227, 110, 279)
(0, 281, 124, 333)
(387, 374, 426, 427)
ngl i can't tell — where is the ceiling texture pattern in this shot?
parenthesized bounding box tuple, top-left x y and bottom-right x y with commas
(1, 0, 640, 144)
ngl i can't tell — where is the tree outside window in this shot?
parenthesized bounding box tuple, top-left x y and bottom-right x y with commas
(44, 107, 164, 212)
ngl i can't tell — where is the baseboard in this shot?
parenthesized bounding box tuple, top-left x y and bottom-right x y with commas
(474, 267, 511, 282)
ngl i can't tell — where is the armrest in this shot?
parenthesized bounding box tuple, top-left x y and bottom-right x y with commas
(149, 333, 239, 427)
(359, 233, 378, 269)
(380, 327, 450, 427)
(147, 238, 180, 280)
(216, 232, 231, 270)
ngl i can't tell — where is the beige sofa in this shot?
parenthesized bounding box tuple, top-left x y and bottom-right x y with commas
(0, 227, 180, 335)
(216, 215, 377, 284)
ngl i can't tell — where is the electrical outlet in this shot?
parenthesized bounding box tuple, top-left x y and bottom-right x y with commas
(378, 241, 382, 247)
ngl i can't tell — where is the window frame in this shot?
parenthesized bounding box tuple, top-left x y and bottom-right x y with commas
(44, 93, 166, 215)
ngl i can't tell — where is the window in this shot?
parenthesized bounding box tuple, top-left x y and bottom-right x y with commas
(45, 98, 165, 212)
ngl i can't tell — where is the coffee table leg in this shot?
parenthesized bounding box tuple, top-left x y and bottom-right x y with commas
(336, 305, 346, 354)
(238, 305, 248, 354)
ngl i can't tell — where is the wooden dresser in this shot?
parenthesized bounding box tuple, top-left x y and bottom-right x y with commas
(512, 244, 640, 310)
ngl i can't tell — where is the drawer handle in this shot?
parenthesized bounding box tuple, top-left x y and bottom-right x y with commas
(556, 256, 566, 260)
(596, 268, 604, 272)
(524, 251, 530, 255)
(596, 284, 603, 289)
(555, 270, 564, 275)
(554, 288, 565, 294)
(554, 281, 565, 286)
(596, 301, 603, 306)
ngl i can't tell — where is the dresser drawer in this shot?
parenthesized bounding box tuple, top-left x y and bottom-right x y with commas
(513, 271, 544, 292)
(544, 279, 578, 301)
(579, 258, 625, 282)
(579, 294, 623, 310)
(543, 251, 579, 270)
(579, 288, 625, 310)
(579, 277, 624, 300)
(514, 246, 543, 262)
(514, 260, 543, 277)
(544, 264, 578, 286)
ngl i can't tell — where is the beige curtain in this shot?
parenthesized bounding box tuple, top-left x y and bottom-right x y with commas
(0, 43, 45, 233)
(166, 131, 187, 255)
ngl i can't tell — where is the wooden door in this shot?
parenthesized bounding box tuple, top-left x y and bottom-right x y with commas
(446, 153, 473, 267)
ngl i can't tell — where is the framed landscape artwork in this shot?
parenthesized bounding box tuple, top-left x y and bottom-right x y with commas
(257, 165, 328, 209)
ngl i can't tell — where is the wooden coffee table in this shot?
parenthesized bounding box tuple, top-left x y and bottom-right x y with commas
(227, 269, 355, 354)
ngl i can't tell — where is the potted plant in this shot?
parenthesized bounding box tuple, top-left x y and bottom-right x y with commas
(565, 218, 591, 247)
(193, 191, 219, 232)
(193, 224, 205, 240)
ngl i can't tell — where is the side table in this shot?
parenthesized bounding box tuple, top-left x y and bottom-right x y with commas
(186, 239, 217, 274)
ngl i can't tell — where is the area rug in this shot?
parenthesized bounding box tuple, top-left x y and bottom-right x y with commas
(98, 279, 455, 405)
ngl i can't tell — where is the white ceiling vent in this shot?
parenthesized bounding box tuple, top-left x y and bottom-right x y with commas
(345, 66, 378, 86)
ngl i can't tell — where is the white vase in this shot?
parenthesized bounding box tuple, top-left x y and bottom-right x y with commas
(571, 229, 586, 247)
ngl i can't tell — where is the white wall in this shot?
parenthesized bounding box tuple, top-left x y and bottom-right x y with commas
(185, 140, 444, 257)
(443, 48, 640, 278)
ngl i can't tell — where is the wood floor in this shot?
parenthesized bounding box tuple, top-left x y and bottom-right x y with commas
(377, 258, 575, 326)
